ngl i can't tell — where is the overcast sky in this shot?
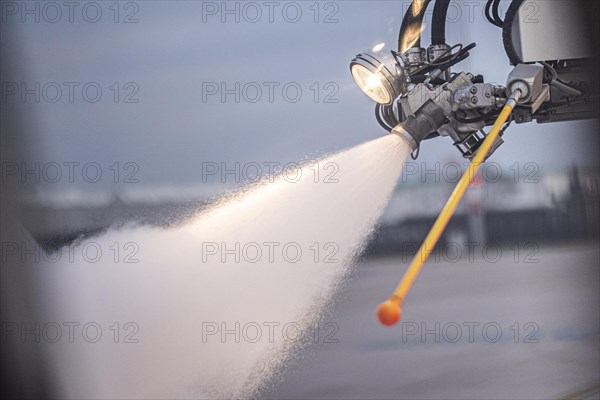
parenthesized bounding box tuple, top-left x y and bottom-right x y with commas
(2, 0, 597, 192)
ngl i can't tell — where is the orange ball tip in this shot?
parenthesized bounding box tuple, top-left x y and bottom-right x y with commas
(376, 299, 402, 327)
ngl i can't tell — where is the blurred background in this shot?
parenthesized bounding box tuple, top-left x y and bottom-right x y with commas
(1, 1, 599, 398)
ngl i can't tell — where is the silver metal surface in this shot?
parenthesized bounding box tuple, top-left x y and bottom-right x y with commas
(506, 64, 543, 103)
(512, 0, 591, 62)
(401, 72, 473, 117)
(402, 47, 427, 73)
(427, 44, 451, 63)
(453, 83, 505, 110)
(530, 84, 550, 114)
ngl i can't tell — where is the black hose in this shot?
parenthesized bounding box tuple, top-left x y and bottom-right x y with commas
(398, 0, 433, 51)
(375, 104, 393, 132)
(502, 0, 525, 65)
(376, 103, 401, 132)
(411, 42, 475, 75)
(491, 0, 504, 26)
(376, 100, 405, 132)
(441, 51, 471, 70)
(485, 0, 501, 27)
(431, 0, 451, 45)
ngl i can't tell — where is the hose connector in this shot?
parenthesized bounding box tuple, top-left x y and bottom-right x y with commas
(506, 89, 523, 109)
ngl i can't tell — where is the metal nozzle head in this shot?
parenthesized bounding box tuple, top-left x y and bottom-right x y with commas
(392, 124, 419, 151)
(391, 99, 447, 151)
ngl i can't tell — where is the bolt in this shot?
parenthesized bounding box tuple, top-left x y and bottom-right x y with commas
(471, 97, 478, 104)
(470, 86, 478, 94)
(485, 91, 491, 97)
(455, 92, 468, 102)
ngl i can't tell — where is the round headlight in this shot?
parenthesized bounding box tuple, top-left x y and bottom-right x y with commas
(350, 45, 408, 105)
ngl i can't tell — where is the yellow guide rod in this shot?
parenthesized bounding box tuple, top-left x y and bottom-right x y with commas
(381, 90, 522, 322)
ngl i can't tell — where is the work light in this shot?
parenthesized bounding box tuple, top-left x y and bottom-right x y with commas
(350, 45, 408, 105)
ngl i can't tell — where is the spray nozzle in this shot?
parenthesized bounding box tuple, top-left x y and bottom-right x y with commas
(391, 100, 447, 151)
